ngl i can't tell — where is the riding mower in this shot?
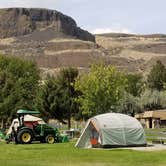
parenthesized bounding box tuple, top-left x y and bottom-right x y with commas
(6, 109, 68, 144)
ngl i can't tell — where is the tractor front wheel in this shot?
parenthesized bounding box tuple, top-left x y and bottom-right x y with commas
(17, 129, 33, 144)
(45, 135, 55, 144)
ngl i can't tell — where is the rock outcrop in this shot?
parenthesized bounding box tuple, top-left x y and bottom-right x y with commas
(1, 8, 165, 76)
(0, 8, 95, 42)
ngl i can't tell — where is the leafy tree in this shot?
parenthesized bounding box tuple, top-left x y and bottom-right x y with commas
(159, 91, 166, 108)
(35, 67, 79, 129)
(125, 73, 144, 97)
(0, 55, 40, 127)
(75, 64, 127, 118)
(140, 89, 163, 110)
(147, 60, 166, 91)
(57, 67, 79, 128)
(117, 92, 142, 117)
(35, 76, 64, 122)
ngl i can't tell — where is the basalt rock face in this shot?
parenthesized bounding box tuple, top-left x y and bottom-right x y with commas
(0, 8, 103, 78)
(0, 8, 95, 42)
(2, 8, 165, 77)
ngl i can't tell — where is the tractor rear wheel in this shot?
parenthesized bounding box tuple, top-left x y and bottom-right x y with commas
(45, 135, 55, 144)
(17, 129, 33, 144)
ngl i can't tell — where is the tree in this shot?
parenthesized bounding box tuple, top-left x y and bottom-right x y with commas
(147, 60, 166, 91)
(117, 92, 142, 117)
(75, 64, 127, 118)
(0, 55, 40, 127)
(159, 91, 166, 108)
(58, 67, 79, 129)
(35, 67, 79, 129)
(125, 73, 144, 97)
(35, 76, 64, 122)
(140, 89, 163, 110)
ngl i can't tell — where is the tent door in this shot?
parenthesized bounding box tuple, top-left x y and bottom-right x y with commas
(89, 122, 99, 147)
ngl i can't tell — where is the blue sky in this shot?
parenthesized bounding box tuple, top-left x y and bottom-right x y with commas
(0, 0, 166, 34)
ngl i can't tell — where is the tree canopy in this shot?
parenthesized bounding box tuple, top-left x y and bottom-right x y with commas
(140, 89, 166, 110)
(0, 55, 40, 126)
(147, 60, 166, 91)
(125, 73, 144, 97)
(75, 64, 127, 118)
(35, 67, 79, 129)
(117, 92, 141, 117)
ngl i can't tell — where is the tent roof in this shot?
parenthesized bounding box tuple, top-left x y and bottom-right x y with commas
(91, 113, 142, 129)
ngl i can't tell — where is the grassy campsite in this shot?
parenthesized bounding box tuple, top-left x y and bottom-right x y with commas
(0, 49, 166, 166)
(0, 141, 166, 166)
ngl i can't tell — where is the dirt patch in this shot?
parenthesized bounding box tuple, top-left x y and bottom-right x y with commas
(121, 144, 166, 151)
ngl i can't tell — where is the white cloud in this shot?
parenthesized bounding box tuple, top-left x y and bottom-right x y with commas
(91, 25, 132, 34)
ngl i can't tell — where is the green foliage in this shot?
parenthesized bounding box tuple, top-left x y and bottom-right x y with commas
(35, 76, 60, 122)
(75, 64, 127, 118)
(147, 60, 166, 91)
(159, 91, 166, 108)
(0, 55, 40, 125)
(125, 73, 144, 97)
(120, 73, 143, 116)
(117, 92, 142, 116)
(140, 89, 166, 110)
(57, 68, 79, 126)
(35, 67, 79, 129)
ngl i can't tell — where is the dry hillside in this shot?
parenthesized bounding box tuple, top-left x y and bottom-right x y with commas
(0, 8, 106, 77)
(0, 8, 166, 77)
(96, 33, 166, 73)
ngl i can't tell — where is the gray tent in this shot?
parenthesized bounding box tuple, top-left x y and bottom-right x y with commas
(75, 113, 146, 148)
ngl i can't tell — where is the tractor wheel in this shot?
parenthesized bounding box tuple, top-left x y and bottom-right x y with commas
(17, 129, 33, 144)
(45, 135, 55, 144)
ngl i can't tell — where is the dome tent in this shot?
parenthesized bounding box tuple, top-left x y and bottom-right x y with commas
(75, 113, 146, 148)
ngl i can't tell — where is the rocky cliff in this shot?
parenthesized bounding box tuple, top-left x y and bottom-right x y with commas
(0, 8, 105, 78)
(0, 8, 95, 42)
(0, 8, 165, 76)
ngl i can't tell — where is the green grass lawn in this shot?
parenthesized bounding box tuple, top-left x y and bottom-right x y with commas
(0, 141, 166, 166)
(145, 128, 166, 143)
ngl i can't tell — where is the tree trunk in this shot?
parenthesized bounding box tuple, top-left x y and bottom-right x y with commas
(1, 119, 4, 129)
(68, 99, 73, 130)
(68, 116, 71, 130)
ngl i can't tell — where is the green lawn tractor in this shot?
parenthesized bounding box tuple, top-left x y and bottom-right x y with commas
(6, 109, 68, 144)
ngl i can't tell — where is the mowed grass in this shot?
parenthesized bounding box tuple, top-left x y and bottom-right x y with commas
(0, 141, 166, 166)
